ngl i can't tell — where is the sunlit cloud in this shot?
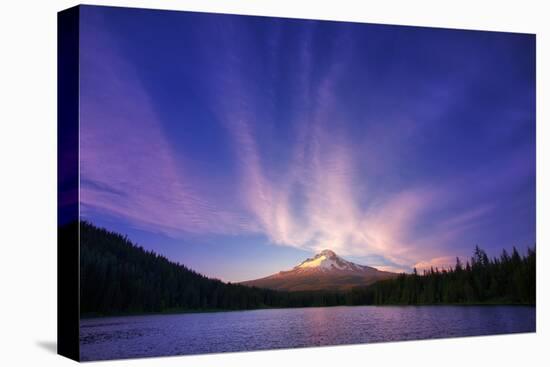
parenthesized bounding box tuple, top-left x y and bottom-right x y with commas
(414, 256, 460, 273)
(198, 24, 478, 269)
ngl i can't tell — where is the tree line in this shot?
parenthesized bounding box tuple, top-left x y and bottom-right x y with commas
(347, 245, 535, 305)
(78, 221, 343, 315)
(75, 221, 535, 316)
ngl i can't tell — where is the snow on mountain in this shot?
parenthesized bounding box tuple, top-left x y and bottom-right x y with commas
(296, 249, 367, 272)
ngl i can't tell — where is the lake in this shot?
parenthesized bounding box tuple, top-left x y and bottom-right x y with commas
(80, 305, 535, 361)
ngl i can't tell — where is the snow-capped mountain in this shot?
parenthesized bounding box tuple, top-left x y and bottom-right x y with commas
(241, 249, 397, 291)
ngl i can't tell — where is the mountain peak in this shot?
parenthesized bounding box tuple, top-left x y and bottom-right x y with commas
(297, 249, 354, 271)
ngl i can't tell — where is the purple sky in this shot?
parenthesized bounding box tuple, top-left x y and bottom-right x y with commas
(78, 6, 535, 281)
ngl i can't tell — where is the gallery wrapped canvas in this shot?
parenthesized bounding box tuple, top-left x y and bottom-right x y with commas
(58, 4, 536, 362)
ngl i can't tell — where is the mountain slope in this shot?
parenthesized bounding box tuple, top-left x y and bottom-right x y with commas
(241, 249, 397, 291)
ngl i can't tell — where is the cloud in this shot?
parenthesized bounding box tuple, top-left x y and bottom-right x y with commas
(79, 16, 255, 237)
(202, 25, 452, 270)
(414, 256, 459, 273)
(201, 23, 533, 271)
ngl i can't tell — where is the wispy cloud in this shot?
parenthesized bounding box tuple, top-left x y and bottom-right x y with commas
(201, 24, 461, 270)
(79, 17, 255, 237)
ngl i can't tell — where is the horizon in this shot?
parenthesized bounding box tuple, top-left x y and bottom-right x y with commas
(78, 220, 536, 282)
(77, 6, 535, 283)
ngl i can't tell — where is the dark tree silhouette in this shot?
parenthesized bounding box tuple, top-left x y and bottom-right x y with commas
(356, 246, 535, 305)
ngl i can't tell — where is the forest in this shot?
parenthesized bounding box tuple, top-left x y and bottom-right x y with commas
(347, 245, 535, 305)
(74, 221, 535, 317)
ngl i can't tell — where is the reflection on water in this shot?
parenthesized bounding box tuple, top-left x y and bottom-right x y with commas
(80, 305, 535, 361)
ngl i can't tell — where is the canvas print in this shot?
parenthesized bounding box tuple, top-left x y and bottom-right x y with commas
(58, 5, 536, 362)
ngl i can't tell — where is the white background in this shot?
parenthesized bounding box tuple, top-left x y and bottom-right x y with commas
(0, 0, 548, 366)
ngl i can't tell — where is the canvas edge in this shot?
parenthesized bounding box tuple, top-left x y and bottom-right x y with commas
(57, 4, 81, 362)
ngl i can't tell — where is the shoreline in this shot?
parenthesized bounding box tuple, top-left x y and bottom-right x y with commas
(80, 302, 536, 320)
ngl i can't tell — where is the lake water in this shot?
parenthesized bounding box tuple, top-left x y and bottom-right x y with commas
(80, 305, 535, 361)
